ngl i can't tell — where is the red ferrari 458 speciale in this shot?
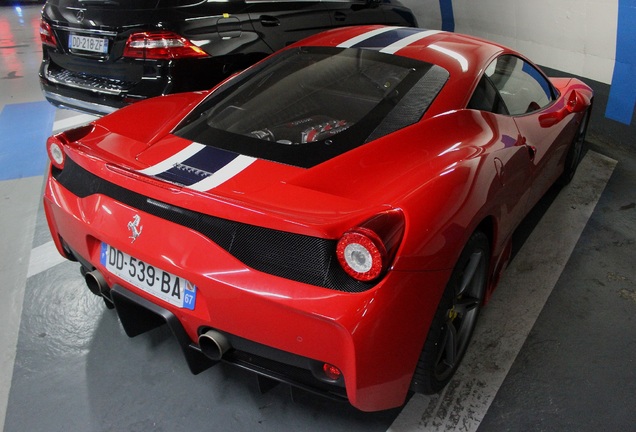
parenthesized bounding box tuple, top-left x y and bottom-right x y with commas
(43, 26, 592, 411)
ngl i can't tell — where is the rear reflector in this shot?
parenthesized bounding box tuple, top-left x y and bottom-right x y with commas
(322, 363, 342, 381)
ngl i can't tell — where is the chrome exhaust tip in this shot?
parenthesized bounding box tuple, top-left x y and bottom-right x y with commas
(85, 270, 107, 297)
(198, 329, 231, 361)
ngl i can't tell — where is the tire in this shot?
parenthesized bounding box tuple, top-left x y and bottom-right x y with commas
(410, 231, 490, 394)
(558, 106, 591, 186)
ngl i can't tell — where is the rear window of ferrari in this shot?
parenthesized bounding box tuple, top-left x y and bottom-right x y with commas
(174, 47, 449, 168)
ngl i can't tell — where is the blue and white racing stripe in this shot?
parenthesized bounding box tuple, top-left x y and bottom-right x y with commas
(139, 142, 256, 192)
(338, 27, 441, 54)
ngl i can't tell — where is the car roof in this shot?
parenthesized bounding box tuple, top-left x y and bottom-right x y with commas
(298, 26, 507, 76)
(294, 26, 510, 115)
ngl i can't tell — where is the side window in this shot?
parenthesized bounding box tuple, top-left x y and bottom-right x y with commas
(484, 55, 555, 116)
(467, 75, 509, 115)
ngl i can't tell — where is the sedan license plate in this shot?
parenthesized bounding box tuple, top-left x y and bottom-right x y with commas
(100, 243, 196, 310)
(69, 34, 109, 54)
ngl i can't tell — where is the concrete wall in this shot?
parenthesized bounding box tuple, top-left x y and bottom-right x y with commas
(406, 0, 617, 84)
(401, 0, 635, 144)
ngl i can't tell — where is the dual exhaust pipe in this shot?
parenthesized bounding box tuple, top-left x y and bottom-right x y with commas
(198, 329, 231, 361)
(83, 268, 232, 361)
(84, 269, 108, 297)
(84, 268, 115, 309)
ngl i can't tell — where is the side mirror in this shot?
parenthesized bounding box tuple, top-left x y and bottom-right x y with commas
(566, 90, 589, 114)
(539, 90, 589, 127)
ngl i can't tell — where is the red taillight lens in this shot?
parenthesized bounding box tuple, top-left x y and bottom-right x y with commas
(46, 135, 66, 170)
(337, 229, 386, 281)
(40, 19, 57, 48)
(123, 31, 208, 60)
(336, 210, 405, 282)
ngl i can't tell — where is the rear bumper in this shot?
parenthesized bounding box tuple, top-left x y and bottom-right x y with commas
(43, 166, 451, 411)
(39, 63, 154, 115)
(109, 283, 350, 400)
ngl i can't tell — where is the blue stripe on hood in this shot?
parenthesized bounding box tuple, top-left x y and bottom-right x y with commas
(351, 27, 427, 50)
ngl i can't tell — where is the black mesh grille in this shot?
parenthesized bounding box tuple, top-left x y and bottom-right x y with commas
(53, 158, 374, 292)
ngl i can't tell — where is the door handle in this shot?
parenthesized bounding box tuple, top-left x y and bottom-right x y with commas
(519, 135, 536, 161)
(334, 11, 347, 21)
(526, 144, 537, 161)
(260, 15, 280, 26)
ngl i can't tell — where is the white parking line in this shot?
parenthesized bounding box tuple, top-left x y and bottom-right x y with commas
(387, 151, 617, 431)
(27, 241, 68, 278)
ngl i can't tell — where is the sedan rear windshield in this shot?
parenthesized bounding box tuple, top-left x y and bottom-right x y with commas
(175, 47, 449, 168)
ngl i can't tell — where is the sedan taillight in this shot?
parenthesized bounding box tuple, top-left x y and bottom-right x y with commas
(123, 31, 208, 60)
(40, 19, 57, 48)
(336, 210, 405, 282)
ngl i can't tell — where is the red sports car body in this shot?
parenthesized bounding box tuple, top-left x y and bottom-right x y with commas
(43, 26, 592, 411)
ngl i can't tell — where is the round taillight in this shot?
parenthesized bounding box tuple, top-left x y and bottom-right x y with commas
(336, 228, 386, 282)
(322, 363, 342, 381)
(47, 138, 65, 169)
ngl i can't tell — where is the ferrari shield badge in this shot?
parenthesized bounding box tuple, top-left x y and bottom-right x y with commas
(127, 214, 143, 243)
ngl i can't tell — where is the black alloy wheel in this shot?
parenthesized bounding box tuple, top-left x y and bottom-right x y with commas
(411, 230, 489, 394)
(559, 106, 592, 186)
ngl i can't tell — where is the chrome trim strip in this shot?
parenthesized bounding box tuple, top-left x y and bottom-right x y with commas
(43, 91, 117, 115)
(46, 74, 123, 95)
(44, 64, 125, 95)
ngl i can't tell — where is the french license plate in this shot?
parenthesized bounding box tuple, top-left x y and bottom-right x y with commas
(69, 34, 109, 54)
(100, 243, 196, 310)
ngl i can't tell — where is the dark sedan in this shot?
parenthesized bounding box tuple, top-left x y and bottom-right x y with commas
(39, 0, 417, 115)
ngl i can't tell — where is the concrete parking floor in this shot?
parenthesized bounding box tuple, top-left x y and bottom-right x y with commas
(1, 4, 635, 432)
